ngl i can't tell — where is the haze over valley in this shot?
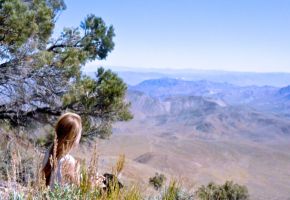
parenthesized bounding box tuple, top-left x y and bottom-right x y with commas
(85, 69, 290, 200)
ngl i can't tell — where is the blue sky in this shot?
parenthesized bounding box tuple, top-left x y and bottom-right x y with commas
(55, 0, 290, 72)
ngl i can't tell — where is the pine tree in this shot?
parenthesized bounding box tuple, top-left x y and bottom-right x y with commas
(0, 0, 132, 139)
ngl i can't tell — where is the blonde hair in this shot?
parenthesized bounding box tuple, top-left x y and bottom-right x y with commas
(42, 112, 82, 186)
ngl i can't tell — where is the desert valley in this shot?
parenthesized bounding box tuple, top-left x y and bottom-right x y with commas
(87, 70, 290, 200)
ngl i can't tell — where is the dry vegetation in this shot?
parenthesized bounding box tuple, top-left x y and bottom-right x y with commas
(0, 126, 249, 200)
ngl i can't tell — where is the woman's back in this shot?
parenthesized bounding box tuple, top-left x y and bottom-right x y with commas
(43, 152, 80, 188)
(51, 154, 80, 187)
(41, 113, 82, 187)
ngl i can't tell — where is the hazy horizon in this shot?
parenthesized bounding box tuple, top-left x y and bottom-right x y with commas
(84, 64, 290, 74)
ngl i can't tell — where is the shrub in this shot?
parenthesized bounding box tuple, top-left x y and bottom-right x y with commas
(196, 181, 250, 200)
(149, 173, 166, 190)
(47, 184, 82, 200)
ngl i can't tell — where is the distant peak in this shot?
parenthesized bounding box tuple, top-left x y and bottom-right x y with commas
(279, 85, 290, 95)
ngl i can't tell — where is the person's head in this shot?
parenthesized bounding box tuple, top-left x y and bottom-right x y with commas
(42, 112, 82, 185)
(55, 112, 82, 157)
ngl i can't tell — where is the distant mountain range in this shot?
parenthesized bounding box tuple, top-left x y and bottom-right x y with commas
(86, 68, 290, 142)
(129, 78, 290, 117)
(85, 68, 290, 87)
(126, 89, 290, 142)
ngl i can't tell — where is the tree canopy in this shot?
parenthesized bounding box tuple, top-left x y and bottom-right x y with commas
(0, 0, 132, 139)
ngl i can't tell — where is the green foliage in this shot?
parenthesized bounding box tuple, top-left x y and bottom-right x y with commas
(149, 173, 166, 190)
(80, 14, 115, 60)
(0, 0, 56, 59)
(63, 67, 132, 139)
(0, 0, 132, 140)
(47, 184, 81, 200)
(8, 191, 25, 200)
(196, 181, 250, 200)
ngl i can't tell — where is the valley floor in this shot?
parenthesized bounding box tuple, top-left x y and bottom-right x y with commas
(78, 121, 290, 200)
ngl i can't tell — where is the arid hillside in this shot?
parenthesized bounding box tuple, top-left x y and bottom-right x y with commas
(85, 79, 290, 200)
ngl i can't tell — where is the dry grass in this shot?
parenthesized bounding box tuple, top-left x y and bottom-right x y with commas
(0, 128, 249, 200)
(0, 134, 146, 199)
(114, 154, 125, 176)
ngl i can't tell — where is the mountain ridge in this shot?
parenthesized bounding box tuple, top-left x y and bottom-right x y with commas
(85, 69, 290, 87)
